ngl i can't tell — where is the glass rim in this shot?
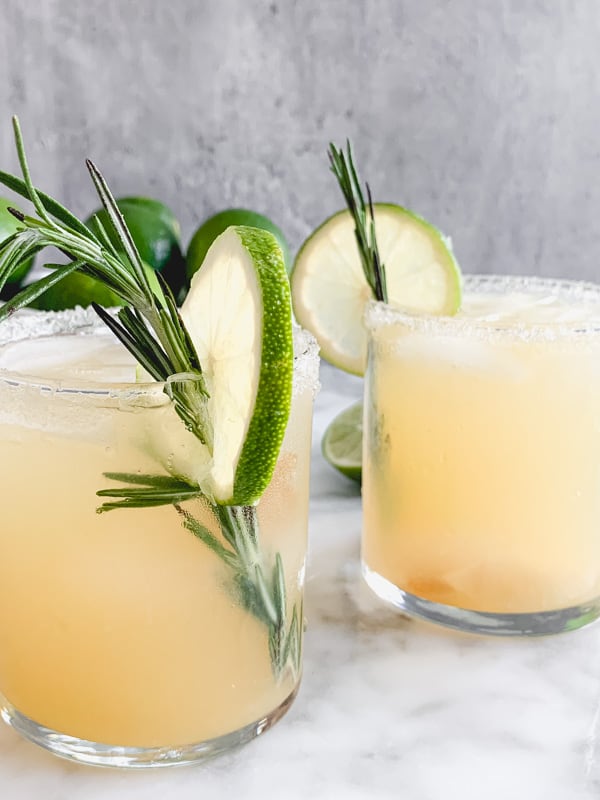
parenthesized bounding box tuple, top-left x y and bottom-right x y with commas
(364, 274, 600, 341)
(0, 308, 320, 396)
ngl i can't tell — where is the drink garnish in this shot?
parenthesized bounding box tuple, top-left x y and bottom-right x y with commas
(0, 116, 300, 678)
(291, 141, 462, 375)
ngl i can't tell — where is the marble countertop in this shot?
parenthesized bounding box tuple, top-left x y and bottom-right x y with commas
(2, 363, 600, 799)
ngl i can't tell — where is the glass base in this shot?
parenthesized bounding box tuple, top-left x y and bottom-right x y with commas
(0, 685, 299, 768)
(362, 563, 600, 636)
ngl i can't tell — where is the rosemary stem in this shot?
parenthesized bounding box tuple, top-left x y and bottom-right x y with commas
(329, 141, 388, 304)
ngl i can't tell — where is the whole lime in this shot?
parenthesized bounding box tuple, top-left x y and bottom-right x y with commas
(29, 257, 166, 311)
(186, 209, 291, 280)
(30, 271, 123, 311)
(85, 196, 186, 298)
(0, 197, 35, 287)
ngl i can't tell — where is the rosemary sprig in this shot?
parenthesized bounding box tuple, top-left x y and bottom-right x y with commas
(97, 473, 301, 676)
(0, 118, 212, 448)
(0, 117, 300, 680)
(328, 141, 388, 303)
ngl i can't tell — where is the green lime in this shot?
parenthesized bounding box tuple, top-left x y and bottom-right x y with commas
(30, 270, 124, 311)
(0, 197, 35, 287)
(85, 196, 186, 298)
(186, 209, 291, 280)
(291, 203, 462, 376)
(322, 402, 363, 483)
(179, 225, 293, 505)
(30, 260, 161, 311)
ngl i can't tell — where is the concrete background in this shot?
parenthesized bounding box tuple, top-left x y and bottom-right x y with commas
(1, 0, 600, 278)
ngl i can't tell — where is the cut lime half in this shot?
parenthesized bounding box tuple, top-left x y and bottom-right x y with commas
(180, 225, 293, 505)
(291, 204, 461, 375)
(322, 401, 363, 484)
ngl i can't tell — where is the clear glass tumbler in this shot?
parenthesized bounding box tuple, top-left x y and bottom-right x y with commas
(0, 309, 319, 767)
(362, 275, 600, 635)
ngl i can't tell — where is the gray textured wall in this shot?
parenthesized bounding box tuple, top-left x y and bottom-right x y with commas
(1, 0, 600, 279)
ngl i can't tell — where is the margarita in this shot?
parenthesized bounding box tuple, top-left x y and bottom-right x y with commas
(0, 311, 318, 765)
(363, 275, 600, 635)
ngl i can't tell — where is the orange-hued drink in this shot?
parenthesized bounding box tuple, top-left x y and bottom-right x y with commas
(0, 311, 318, 765)
(362, 276, 600, 635)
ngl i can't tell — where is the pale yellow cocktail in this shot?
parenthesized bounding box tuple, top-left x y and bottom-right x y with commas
(363, 276, 600, 634)
(0, 311, 318, 764)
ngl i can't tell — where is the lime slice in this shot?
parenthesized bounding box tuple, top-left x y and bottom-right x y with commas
(322, 401, 363, 483)
(291, 203, 462, 375)
(85, 196, 186, 298)
(180, 225, 293, 505)
(0, 197, 35, 290)
(186, 209, 291, 280)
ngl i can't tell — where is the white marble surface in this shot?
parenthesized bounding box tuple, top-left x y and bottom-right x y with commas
(2, 363, 600, 799)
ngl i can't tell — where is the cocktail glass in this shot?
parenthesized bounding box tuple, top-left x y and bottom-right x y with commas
(362, 275, 600, 635)
(0, 309, 319, 766)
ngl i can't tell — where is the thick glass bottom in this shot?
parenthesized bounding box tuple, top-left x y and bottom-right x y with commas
(0, 685, 299, 768)
(362, 563, 600, 636)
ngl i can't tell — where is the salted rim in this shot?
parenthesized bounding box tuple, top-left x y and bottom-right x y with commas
(365, 274, 600, 342)
(291, 322, 321, 398)
(0, 308, 320, 396)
